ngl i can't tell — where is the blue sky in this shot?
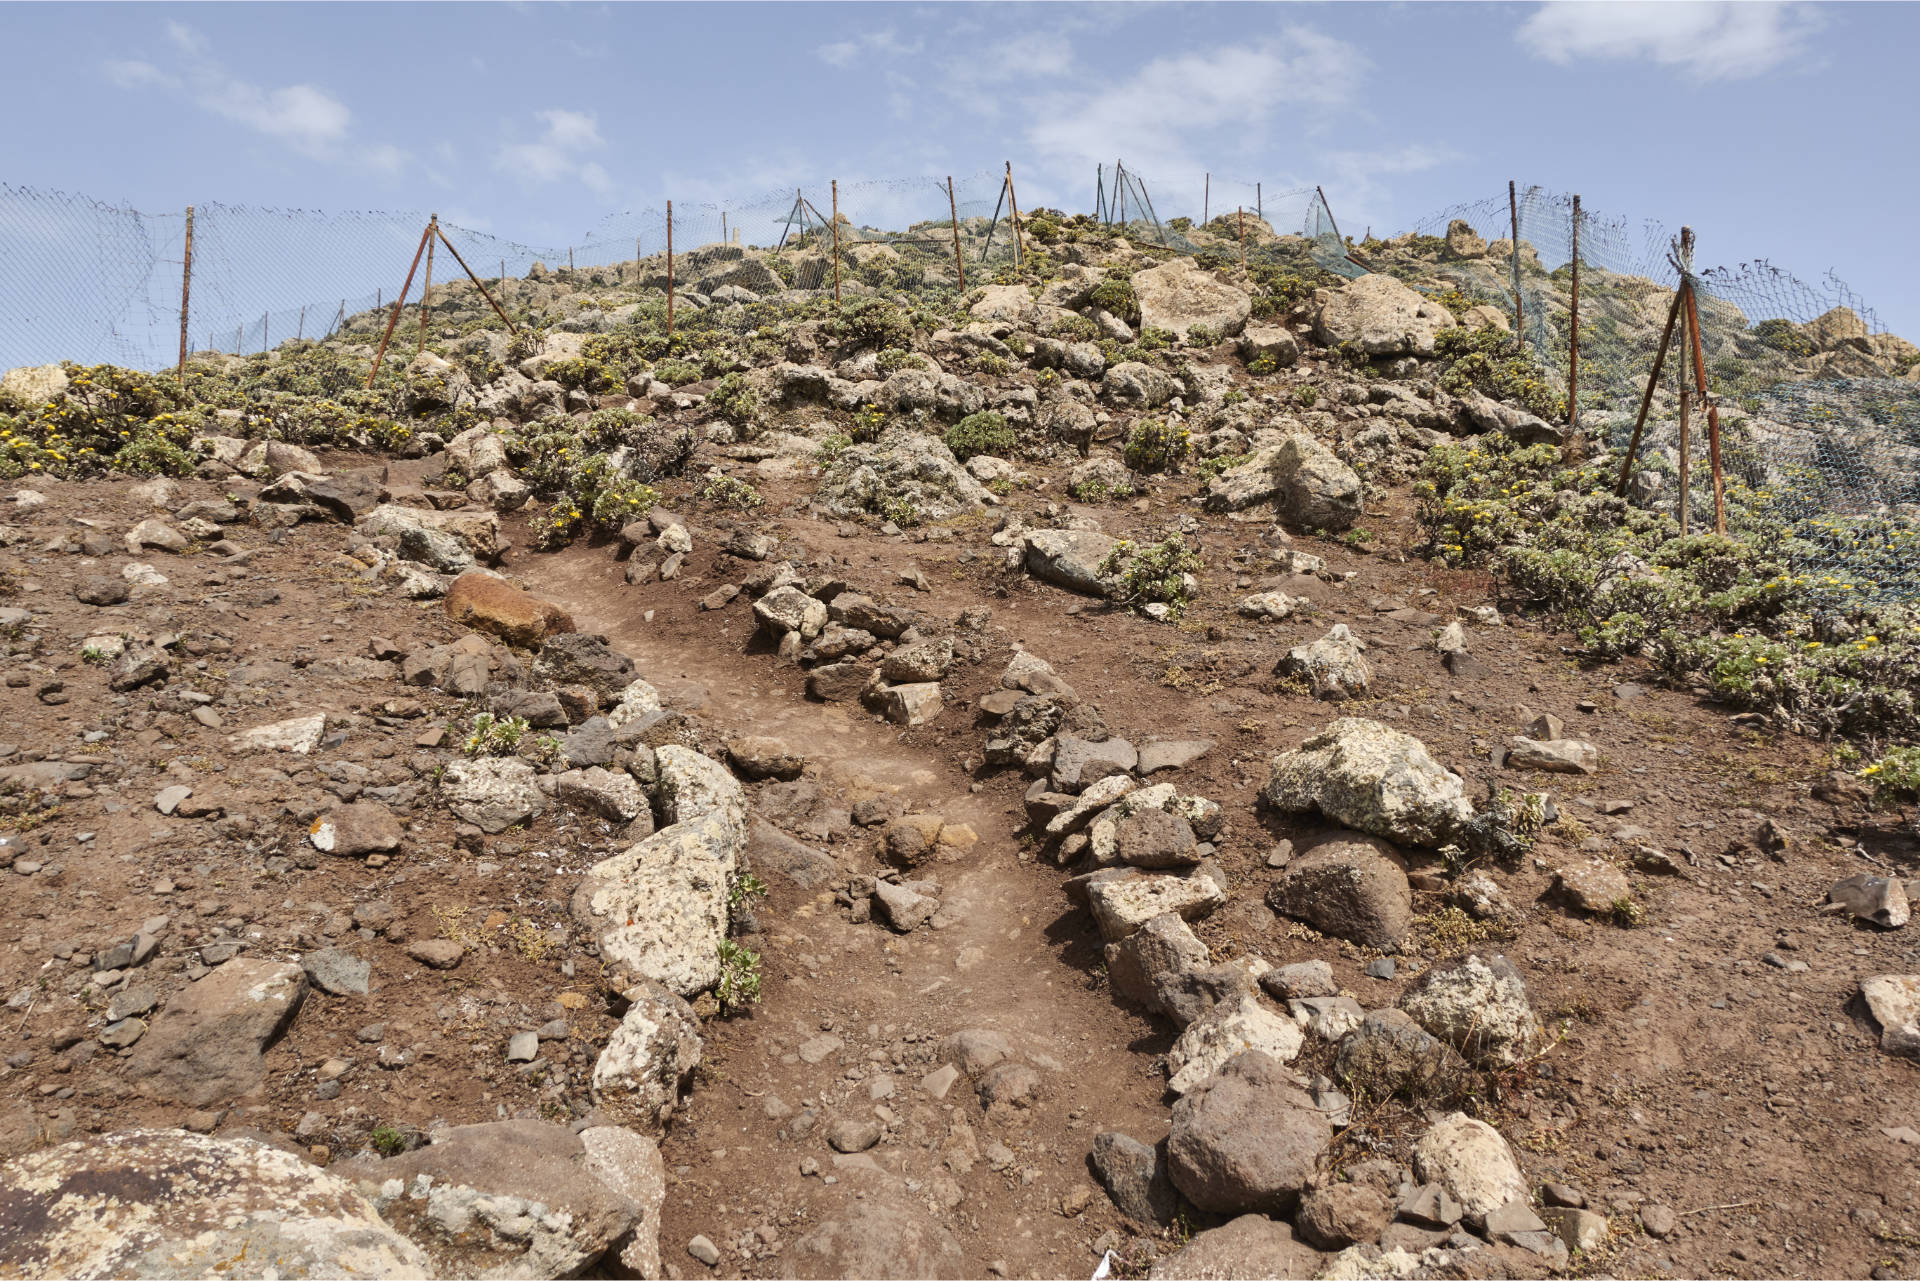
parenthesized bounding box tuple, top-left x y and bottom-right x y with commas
(3, 1, 1919, 355)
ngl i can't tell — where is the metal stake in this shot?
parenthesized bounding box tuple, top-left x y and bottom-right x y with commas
(1509, 179, 1523, 334)
(947, 176, 965, 293)
(366, 221, 432, 387)
(1614, 286, 1684, 496)
(1568, 194, 1580, 431)
(176, 205, 194, 382)
(830, 179, 841, 304)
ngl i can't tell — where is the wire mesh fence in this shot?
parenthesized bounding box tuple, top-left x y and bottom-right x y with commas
(5, 169, 1916, 592)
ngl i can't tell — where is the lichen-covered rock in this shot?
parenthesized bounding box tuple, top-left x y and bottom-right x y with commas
(1397, 953, 1540, 1067)
(591, 983, 703, 1130)
(532, 632, 637, 706)
(1279, 624, 1372, 700)
(1314, 273, 1457, 357)
(1263, 718, 1472, 848)
(1131, 257, 1252, 340)
(571, 748, 746, 996)
(0, 1129, 429, 1279)
(818, 427, 992, 522)
(1105, 912, 1210, 1015)
(1166, 993, 1305, 1095)
(440, 756, 546, 833)
(357, 503, 504, 564)
(338, 1120, 639, 1279)
(1100, 360, 1177, 408)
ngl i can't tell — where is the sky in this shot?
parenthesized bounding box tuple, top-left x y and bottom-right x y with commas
(3, 0, 1919, 364)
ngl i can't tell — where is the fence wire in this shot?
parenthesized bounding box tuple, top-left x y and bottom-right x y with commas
(5, 171, 1917, 595)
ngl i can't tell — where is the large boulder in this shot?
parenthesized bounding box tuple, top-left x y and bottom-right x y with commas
(337, 1120, 640, 1278)
(356, 503, 504, 564)
(1132, 257, 1252, 340)
(126, 960, 306, 1107)
(1266, 836, 1411, 948)
(577, 1126, 668, 1278)
(445, 571, 575, 646)
(0, 1130, 429, 1279)
(1023, 529, 1116, 598)
(819, 428, 992, 523)
(1272, 433, 1362, 531)
(1166, 1051, 1332, 1214)
(571, 747, 746, 997)
(1263, 718, 1472, 848)
(1314, 273, 1457, 357)
(1398, 953, 1540, 1067)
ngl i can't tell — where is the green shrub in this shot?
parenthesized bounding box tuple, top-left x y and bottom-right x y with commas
(1122, 417, 1191, 473)
(1100, 533, 1203, 617)
(1067, 478, 1132, 504)
(1863, 747, 1920, 796)
(971, 351, 1011, 376)
(516, 411, 663, 549)
(826, 297, 914, 352)
(876, 348, 925, 374)
(698, 472, 763, 510)
(943, 411, 1015, 462)
(707, 372, 758, 427)
(881, 495, 922, 528)
(1433, 327, 1565, 422)
(652, 358, 702, 386)
(1089, 273, 1140, 326)
(849, 402, 888, 442)
(1185, 323, 1219, 347)
(813, 432, 853, 465)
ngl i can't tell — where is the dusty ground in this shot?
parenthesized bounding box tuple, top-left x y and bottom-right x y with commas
(2, 450, 1918, 1281)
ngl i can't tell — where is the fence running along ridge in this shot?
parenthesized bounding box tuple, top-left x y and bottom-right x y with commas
(4, 167, 1917, 595)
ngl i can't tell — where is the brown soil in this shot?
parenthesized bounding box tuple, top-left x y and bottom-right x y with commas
(3, 457, 1918, 1281)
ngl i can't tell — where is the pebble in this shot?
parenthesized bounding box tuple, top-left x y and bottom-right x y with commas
(687, 1235, 721, 1267)
(506, 1031, 539, 1062)
(1365, 957, 1396, 980)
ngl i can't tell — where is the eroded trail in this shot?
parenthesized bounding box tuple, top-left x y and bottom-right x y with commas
(536, 546, 1173, 1279)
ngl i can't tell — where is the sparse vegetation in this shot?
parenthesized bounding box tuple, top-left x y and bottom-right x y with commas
(1100, 533, 1203, 617)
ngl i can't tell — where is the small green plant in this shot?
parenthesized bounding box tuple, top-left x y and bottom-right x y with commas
(1193, 452, 1249, 481)
(1862, 746, 1920, 796)
(1247, 355, 1279, 376)
(1294, 386, 1319, 408)
(369, 1124, 409, 1157)
(849, 402, 888, 442)
(1341, 527, 1376, 548)
(1122, 417, 1191, 473)
(699, 472, 764, 510)
(1067, 478, 1131, 504)
(728, 871, 769, 915)
(1185, 323, 1219, 346)
(943, 410, 1015, 462)
(462, 712, 528, 757)
(813, 432, 853, 465)
(80, 644, 112, 666)
(880, 495, 922, 528)
(971, 351, 1011, 376)
(715, 938, 763, 1013)
(1099, 533, 1203, 617)
(651, 358, 702, 386)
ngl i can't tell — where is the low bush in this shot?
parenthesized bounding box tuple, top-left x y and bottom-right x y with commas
(943, 410, 1015, 462)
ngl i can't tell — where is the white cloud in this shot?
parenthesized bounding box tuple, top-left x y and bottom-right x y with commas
(102, 24, 406, 170)
(814, 30, 922, 67)
(1024, 28, 1369, 181)
(1517, 2, 1822, 79)
(495, 108, 615, 192)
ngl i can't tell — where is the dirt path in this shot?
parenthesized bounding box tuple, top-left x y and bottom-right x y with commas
(534, 546, 1175, 1279)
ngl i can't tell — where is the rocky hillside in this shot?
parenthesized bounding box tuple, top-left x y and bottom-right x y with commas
(1, 215, 1919, 1281)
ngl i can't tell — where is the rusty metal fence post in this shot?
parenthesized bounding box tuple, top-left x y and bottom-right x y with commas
(176, 205, 193, 382)
(947, 176, 965, 293)
(1568, 194, 1580, 433)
